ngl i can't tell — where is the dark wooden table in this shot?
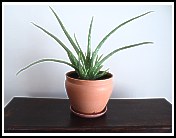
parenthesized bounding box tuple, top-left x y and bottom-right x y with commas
(4, 97, 172, 133)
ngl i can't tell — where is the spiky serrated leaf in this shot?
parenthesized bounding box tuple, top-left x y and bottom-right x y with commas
(49, 6, 80, 56)
(97, 54, 104, 62)
(98, 42, 153, 66)
(94, 69, 109, 80)
(19, 8, 154, 80)
(91, 11, 154, 67)
(86, 17, 94, 64)
(16, 58, 75, 76)
(31, 22, 78, 67)
(74, 33, 86, 63)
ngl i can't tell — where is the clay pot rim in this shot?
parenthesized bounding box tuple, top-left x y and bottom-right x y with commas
(66, 70, 113, 83)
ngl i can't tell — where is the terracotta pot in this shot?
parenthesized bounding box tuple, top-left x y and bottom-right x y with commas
(65, 71, 113, 116)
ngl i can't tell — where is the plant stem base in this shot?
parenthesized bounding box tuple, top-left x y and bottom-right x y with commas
(70, 106, 107, 118)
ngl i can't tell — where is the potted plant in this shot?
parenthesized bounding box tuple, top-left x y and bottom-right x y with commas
(17, 6, 153, 118)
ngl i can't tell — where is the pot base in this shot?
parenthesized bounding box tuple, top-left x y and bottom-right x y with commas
(70, 106, 107, 118)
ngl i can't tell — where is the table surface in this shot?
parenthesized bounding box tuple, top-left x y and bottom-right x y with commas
(4, 97, 172, 133)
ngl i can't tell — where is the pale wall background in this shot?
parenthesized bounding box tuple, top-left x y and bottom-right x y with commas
(3, 3, 173, 106)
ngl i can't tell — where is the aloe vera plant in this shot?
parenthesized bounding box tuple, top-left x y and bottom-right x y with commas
(16, 7, 153, 80)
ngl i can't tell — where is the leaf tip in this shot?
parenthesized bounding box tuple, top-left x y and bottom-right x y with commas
(150, 11, 155, 13)
(49, 6, 52, 10)
(147, 11, 155, 14)
(49, 6, 55, 13)
(30, 22, 35, 25)
(16, 71, 20, 76)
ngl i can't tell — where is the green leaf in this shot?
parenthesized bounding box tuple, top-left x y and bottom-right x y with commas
(49, 6, 80, 56)
(91, 11, 154, 67)
(95, 69, 109, 80)
(74, 33, 86, 63)
(95, 55, 99, 64)
(93, 65, 103, 77)
(98, 42, 153, 66)
(86, 17, 94, 64)
(87, 64, 103, 79)
(31, 22, 78, 68)
(16, 58, 75, 76)
(97, 54, 104, 62)
(19, 9, 153, 80)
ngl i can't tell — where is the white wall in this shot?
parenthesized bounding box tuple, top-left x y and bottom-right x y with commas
(3, 3, 173, 106)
